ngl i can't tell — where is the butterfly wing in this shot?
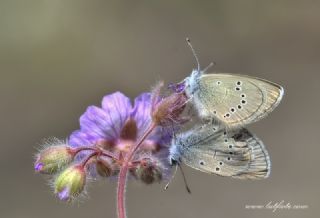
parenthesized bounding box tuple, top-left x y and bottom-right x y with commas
(180, 126, 270, 179)
(192, 73, 284, 128)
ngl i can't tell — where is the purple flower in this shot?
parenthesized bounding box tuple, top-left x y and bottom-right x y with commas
(34, 90, 184, 202)
(68, 92, 172, 181)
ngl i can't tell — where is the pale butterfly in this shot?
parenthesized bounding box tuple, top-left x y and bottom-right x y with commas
(168, 122, 270, 181)
(173, 39, 284, 128)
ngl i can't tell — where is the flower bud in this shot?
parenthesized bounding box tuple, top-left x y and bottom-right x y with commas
(151, 92, 188, 126)
(95, 157, 117, 177)
(34, 145, 75, 174)
(54, 165, 86, 201)
(135, 158, 163, 184)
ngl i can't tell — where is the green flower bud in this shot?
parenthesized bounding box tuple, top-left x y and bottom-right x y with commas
(34, 145, 75, 174)
(54, 165, 86, 201)
(135, 158, 163, 184)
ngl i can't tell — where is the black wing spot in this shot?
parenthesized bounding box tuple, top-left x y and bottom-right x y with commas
(232, 129, 251, 141)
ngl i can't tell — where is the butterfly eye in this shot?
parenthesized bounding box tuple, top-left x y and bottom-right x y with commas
(235, 87, 241, 91)
(216, 81, 221, 85)
(199, 160, 205, 166)
(236, 81, 242, 86)
(170, 159, 178, 166)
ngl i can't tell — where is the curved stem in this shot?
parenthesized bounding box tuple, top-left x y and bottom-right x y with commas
(128, 123, 157, 161)
(74, 146, 119, 160)
(117, 123, 157, 218)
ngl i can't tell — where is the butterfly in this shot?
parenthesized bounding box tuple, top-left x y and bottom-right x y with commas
(173, 39, 284, 128)
(164, 40, 282, 192)
(169, 123, 270, 180)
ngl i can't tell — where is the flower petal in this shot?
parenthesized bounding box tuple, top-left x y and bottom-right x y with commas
(68, 130, 97, 147)
(131, 93, 172, 145)
(101, 92, 132, 138)
(131, 93, 152, 136)
(120, 117, 138, 140)
(148, 126, 172, 147)
(79, 106, 118, 140)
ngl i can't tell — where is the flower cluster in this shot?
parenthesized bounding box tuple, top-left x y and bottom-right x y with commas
(34, 90, 188, 202)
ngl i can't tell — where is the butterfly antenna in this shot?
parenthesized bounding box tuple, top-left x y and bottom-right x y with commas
(164, 163, 192, 194)
(186, 38, 200, 72)
(203, 62, 215, 73)
(164, 164, 178, 191)
(178, 163, 192, 194)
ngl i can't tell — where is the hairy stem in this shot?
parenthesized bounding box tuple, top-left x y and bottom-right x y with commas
(74, 146, 119, 160)
(80, 151, 98, 168)
(117, 123, 157, 218)
(117, 164, 128, 218)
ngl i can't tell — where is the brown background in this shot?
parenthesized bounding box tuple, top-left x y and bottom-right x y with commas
(1, 1, 319, 218)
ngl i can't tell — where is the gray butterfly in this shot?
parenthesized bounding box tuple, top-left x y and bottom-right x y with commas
(169, 123, 270, 179)
(175, 39, 284, 128)
(183, 71, 284, 128)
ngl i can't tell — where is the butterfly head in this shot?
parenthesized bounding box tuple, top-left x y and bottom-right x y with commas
(183, 69, 202, 96)
(168, 142, 182, 166)
(168, 69, 201, 95)
(169, 38, 214, 96)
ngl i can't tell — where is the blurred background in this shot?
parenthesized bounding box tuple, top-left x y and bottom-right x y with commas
(1, 1, 319, 218)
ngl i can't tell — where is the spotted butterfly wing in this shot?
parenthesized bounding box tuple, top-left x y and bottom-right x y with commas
(175, 124, 270, 179)
(190, 73, 284, 128)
